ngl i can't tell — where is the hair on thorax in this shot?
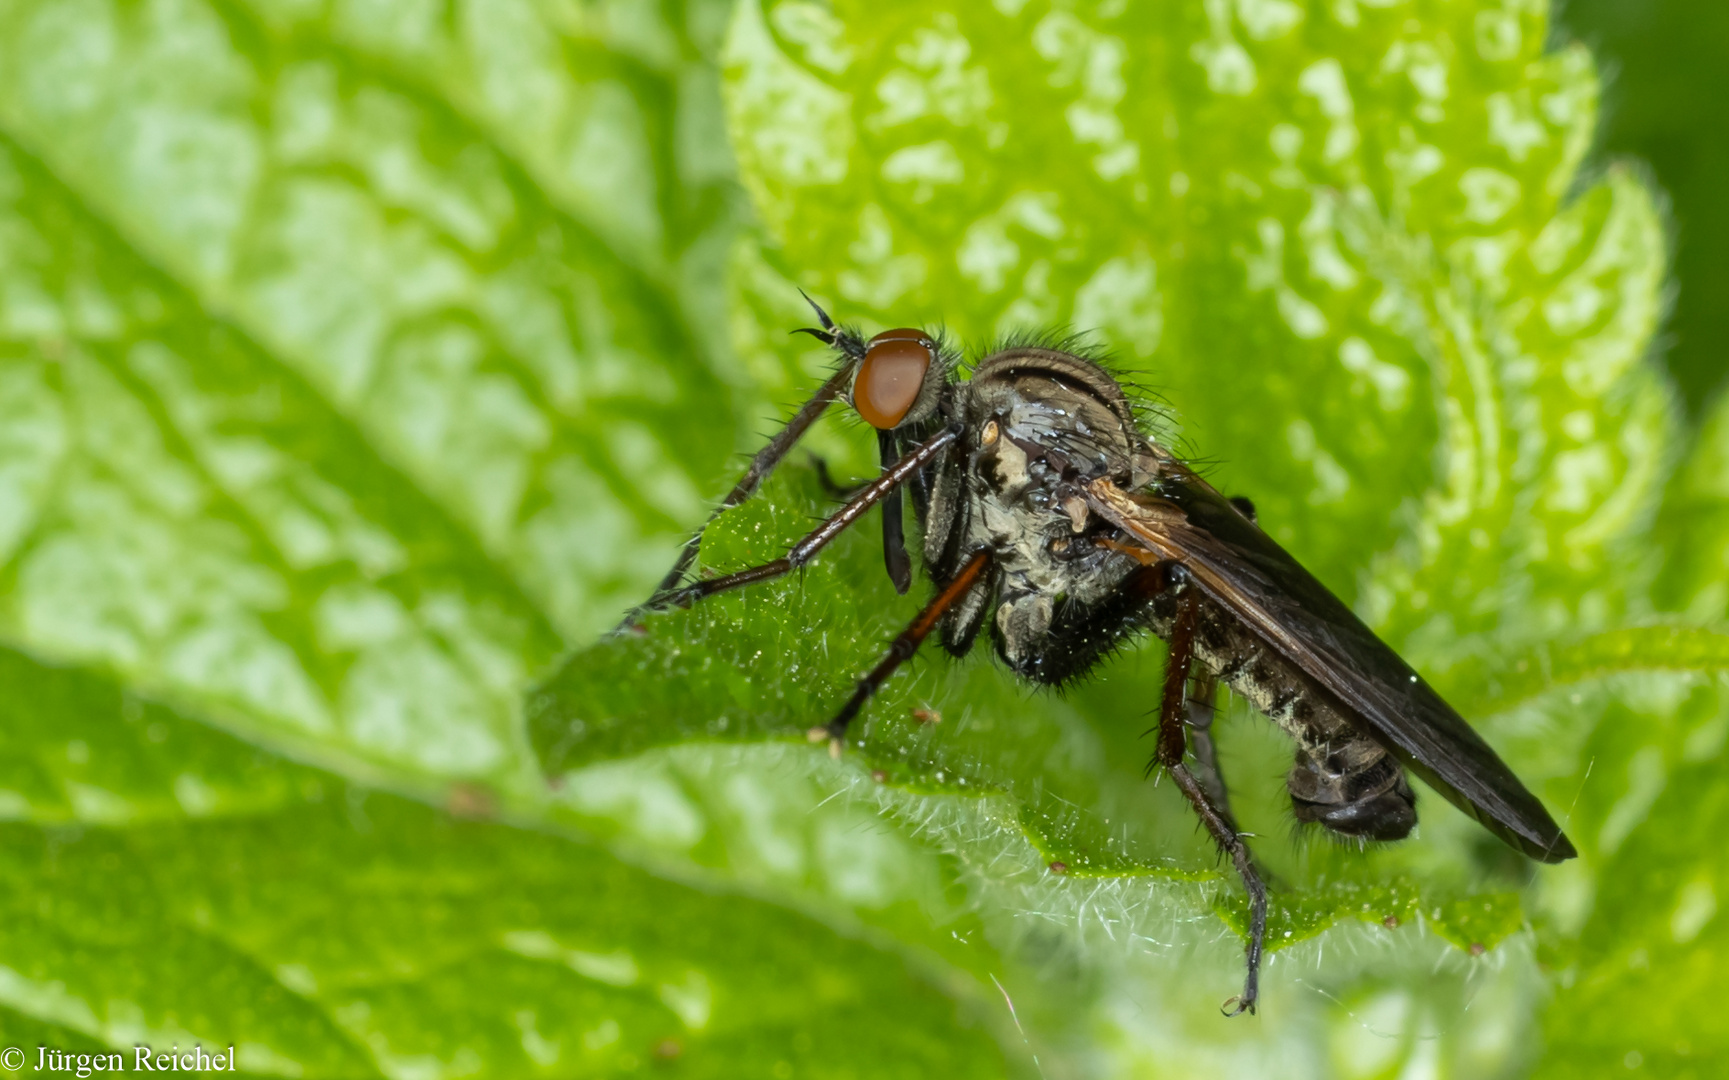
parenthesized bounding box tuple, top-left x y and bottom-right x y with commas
(965, 325, 1183, 450)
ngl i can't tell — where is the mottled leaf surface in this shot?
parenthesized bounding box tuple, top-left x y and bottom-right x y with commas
(1523, 389, 1729, 1080)
(0, 1, 1011, 1078)
(0, 646, 1006, 1079)
(0, 0, 1721, 1077)
(536, 1, 1722, 1076)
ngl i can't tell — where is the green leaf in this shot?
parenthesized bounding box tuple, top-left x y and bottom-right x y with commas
(0, 644, 1008, 1078)
(0, 0, 766, 788)
(1523, 390, 1729, 1078)
(1450, 625, 1729, 711)
(1657, 389, 1729, 619)
(0, 0, 1715, 1075)
(720, 0, 1672, 638)
(535, 0, 1695, 1074)
(0, 1, 1014, 1076)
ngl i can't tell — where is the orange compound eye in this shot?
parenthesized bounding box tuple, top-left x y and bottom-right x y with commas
(854, 328, 933, 429)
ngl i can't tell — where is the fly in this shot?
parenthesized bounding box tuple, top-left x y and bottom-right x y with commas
(620, 295, 1577, 1015)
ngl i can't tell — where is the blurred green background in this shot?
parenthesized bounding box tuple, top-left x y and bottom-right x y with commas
(0, 1, 1726, 1079)
(1564, 0, 1729, 414)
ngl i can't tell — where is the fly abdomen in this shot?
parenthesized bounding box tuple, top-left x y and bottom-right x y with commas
(1176, 599, 1418, 843)
(1287, 738, 1416, 842)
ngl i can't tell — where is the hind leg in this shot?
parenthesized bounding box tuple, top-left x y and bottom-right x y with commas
(1184, 675, 1240, 838)
(1154, 564, 1266, 1017)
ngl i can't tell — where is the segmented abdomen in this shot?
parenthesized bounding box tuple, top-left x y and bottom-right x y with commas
(1150, 592, 1417, 842)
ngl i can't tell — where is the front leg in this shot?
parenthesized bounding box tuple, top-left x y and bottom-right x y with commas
(810, 549, 992, 755)
(1154, 563, 1267, 1017)
(620, 425, 959, 626)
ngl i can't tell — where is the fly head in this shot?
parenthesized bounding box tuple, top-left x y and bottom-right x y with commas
(792, 299, 957, 594)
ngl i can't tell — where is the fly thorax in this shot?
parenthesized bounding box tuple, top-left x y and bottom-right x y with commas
(982, 513, 1065, 596)
(978, 498, 1025, 550)
(994, 591, 1053, 669)
(976, 431, 1031, 500)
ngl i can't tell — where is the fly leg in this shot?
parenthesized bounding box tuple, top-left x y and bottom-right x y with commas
(1187, 493, 1258, 828)
(809, 454, 868, 500)
(1184, 676, 1240, 839)
(1154, 563, 1266, 1017)
(623, 425, 959, 623)
(811, 549, 992, 756)
(1183, 673, 1279, 891)
(806, 434, 912, 596)
(619, 293, 861, 630)
(627, 362, 856, 625)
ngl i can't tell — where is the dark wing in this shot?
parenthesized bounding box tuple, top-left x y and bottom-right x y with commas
(1085, 472, 1576, 863)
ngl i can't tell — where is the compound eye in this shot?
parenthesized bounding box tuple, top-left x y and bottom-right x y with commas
(855, 328, 934, 430)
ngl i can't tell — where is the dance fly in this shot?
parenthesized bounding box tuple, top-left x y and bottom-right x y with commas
(621, 296, 1577, 1014)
